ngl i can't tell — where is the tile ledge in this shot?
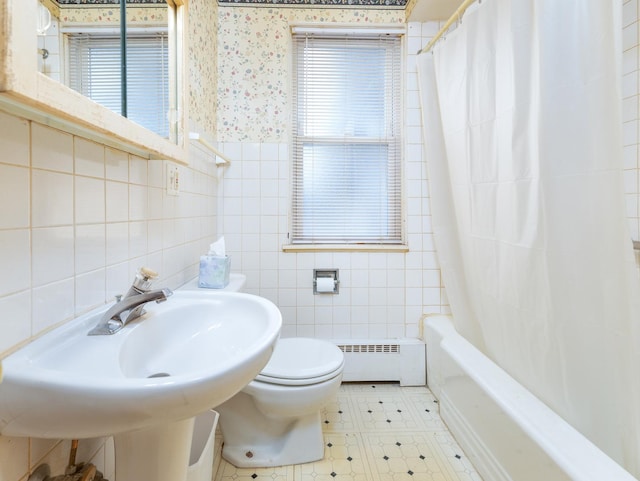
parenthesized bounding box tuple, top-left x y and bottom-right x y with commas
(282, 244, 409, 253)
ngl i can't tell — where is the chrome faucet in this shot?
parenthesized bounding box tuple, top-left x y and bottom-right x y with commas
(88, 268, 173, 336)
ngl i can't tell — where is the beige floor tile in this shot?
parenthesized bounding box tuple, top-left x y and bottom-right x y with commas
(215, 460, 295, 480)
(427, 431, 484, 481)
(295, 433, 376, 481)
(403, 393, 447, 431)
(212, 383, 483, 481)
(350, 392, 424, 432)
(322, 393, 359, 433)
(363, 432, 458, 481)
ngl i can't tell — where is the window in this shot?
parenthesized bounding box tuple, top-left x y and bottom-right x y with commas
(66, 32, 169, 138)
(290, 29, 403, 246)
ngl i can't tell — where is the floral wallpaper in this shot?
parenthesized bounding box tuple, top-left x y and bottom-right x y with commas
(216, 7, 405, 143)
(55, 0, 164, 4)
(188, 0, 219, 137)
(57, 6, 167, 24)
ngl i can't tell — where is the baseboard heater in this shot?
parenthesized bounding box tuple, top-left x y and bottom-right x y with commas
(333, 338, 426, 386)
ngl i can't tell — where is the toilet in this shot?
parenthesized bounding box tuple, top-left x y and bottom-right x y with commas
(180, 274, 345, 468)
(216, 337, 344, 468)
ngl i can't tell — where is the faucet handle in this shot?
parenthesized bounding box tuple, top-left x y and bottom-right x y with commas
(132, 267, 159, 292)
(139, 267, 158, 280)
(114, 294, 123, 302)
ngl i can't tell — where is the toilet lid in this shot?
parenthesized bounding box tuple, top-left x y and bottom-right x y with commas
(256, 338, 344, 385)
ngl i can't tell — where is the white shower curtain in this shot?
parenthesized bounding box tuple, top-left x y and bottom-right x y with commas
(418, 0, 640, 475)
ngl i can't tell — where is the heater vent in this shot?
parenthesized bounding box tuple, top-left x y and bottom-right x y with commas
(334, 339, 426, 386)
(338, 344, 400, 354)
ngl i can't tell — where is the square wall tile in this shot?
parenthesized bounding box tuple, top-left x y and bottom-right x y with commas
(32, 226, 74, 287)
(261, 143, 279, 161)
(622, 46, 638, 75)
(105, 148, 129, 182)
(31, 123, 73, 173)
(0, 164, 29, 229)
(220, 142, 242, 160)
(129, 221, 148, 258)
(242, 142, 260, 161)
(0, 111, 29, 166)
(129, 155, 148, 185)
(76, 224, 106, 274)
(106, 222, 129, 265)
(148, 160, 164, 188)
(624, 0, 638, 27)
(147, 219, 163, 253)
(622, 71, 638, 99)
(0, 290, 31, 355)
(75, 176, 105, 224)
(0, 434, 29, 481)
(75, 269, 106, 314)
(129, 184, 148, 221)
(242, 160, 260, 179)
(0, 229, 30, 296)
(29, 439, 64, 472)
(106, 262, 130, 300)
(624, 21, 639, 51)
(74, 138, 105, 178)
(106, 181, 129, 222)
(32, 278, 75, 335)
(32, 169, 74, 227)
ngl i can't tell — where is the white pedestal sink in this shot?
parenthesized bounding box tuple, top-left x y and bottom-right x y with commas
(0, 291, 281, 481)
(114, 418, 196, 481)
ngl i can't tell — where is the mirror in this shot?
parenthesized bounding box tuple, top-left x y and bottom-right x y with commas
(37, 0, 175, 141)
(0, 0, 186, 163)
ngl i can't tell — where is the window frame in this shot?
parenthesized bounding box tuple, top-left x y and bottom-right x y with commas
(286, 26, 406, 252)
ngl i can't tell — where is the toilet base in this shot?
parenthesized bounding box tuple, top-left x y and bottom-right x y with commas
(219, 393, 326, 468)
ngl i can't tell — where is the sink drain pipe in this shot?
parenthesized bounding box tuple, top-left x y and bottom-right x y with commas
(66, 439, 79, 474)
(28, 439, 107, 481)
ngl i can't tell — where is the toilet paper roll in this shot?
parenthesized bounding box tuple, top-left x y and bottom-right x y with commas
(316, 277, 335, 293)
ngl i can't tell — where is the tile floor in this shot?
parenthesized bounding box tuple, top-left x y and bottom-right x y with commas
(211, 383, 483, 481)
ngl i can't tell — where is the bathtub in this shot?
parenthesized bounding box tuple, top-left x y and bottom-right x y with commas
(423, 315, 637, 481)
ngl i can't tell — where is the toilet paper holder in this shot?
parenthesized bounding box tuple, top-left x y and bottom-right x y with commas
(313, 269, 339, 294)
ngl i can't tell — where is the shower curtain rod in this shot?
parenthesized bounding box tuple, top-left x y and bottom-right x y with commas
(417, 0, 477, 55)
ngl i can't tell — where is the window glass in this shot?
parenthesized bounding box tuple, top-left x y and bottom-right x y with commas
(67, 32, 169, 138)
(291, 32, 403, 245)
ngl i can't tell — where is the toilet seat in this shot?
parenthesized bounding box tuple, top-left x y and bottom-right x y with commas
(255, 338, 344, 387)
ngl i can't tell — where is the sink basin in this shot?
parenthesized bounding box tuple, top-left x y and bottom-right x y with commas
(0, 291, 281, 439)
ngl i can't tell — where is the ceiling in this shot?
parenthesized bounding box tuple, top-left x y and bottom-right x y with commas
(408, 0, 458, 20)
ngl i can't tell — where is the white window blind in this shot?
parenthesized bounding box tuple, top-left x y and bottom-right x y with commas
(291, 31, 403, 245)
(67, 32, 169, 138)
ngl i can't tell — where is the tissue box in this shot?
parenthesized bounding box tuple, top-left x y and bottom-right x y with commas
(198, 255, 231, 289)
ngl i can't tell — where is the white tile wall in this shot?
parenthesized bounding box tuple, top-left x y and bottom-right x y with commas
(623, 0, 640, 242)
(0, 112, 219, 481)
(37, 18, 61, 82)
(217, 22, 449, 341)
